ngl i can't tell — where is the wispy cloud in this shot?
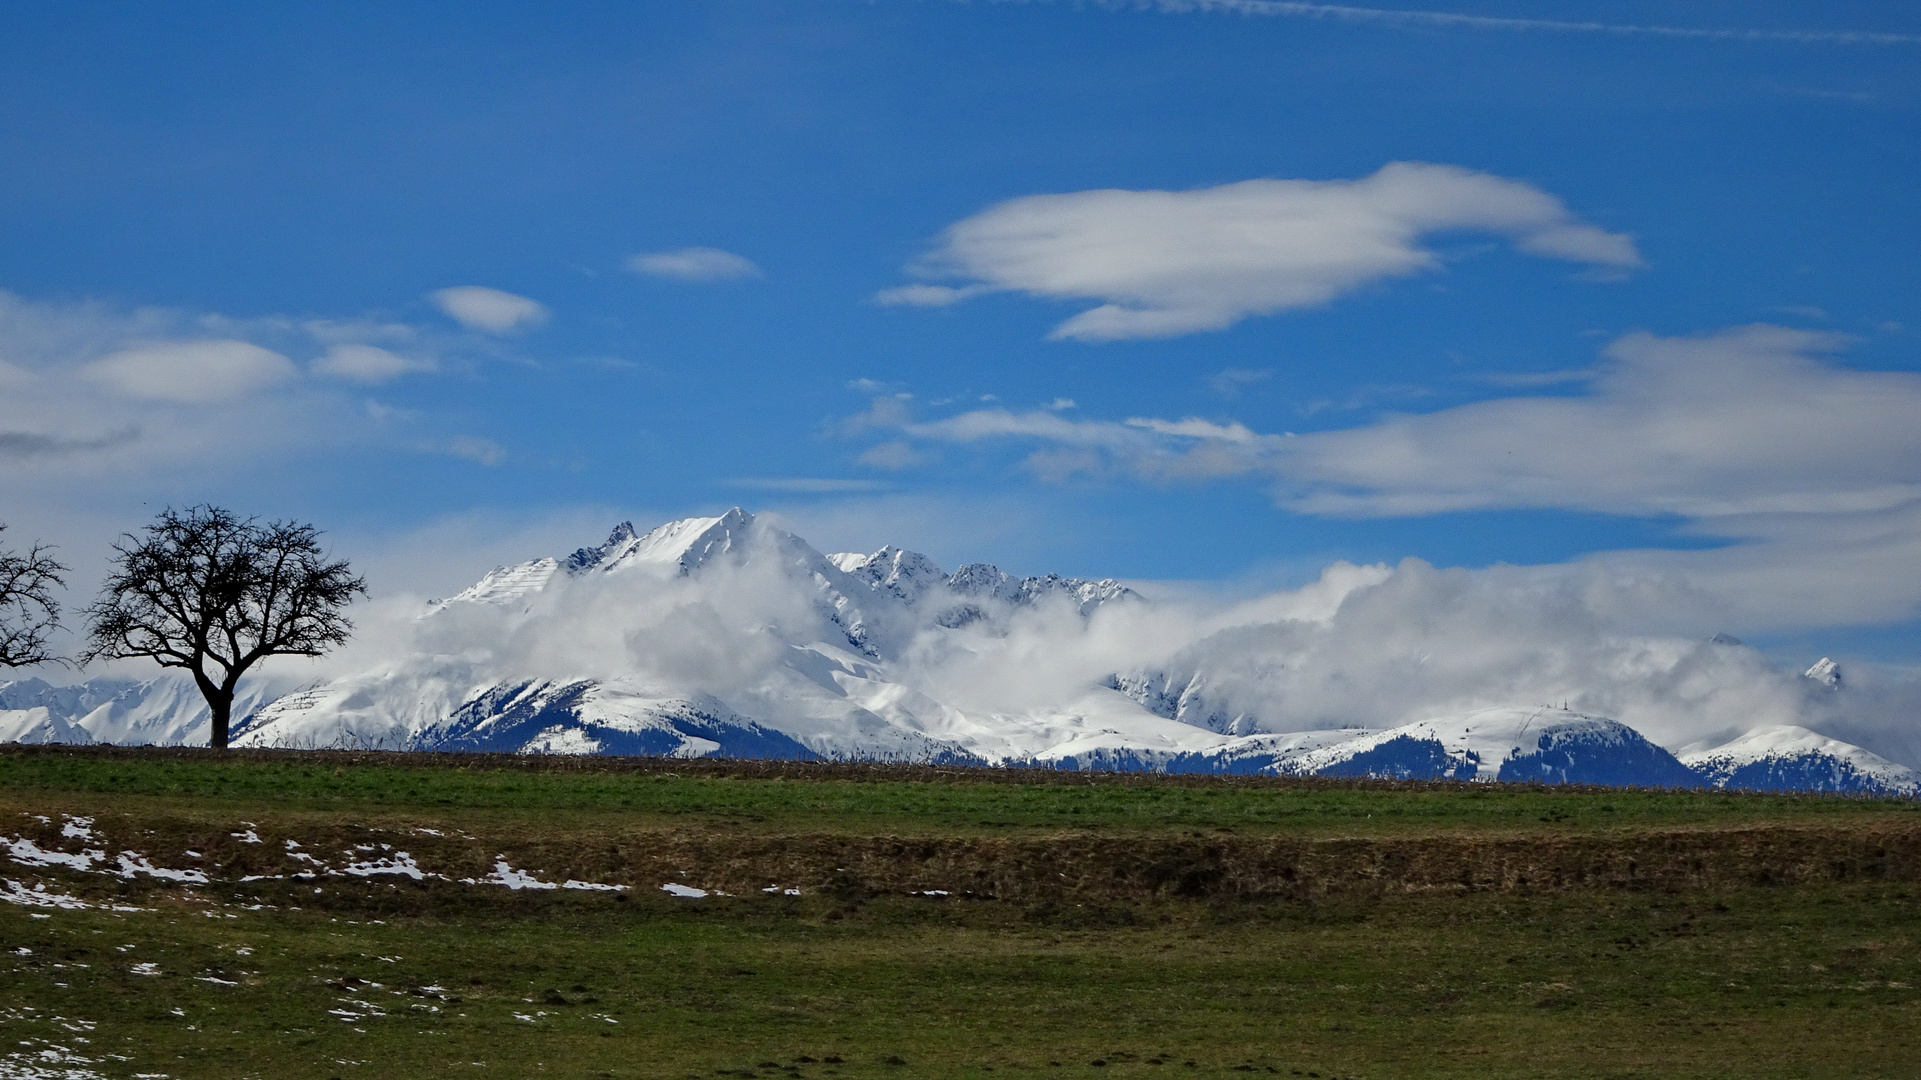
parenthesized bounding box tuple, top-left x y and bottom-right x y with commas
(726, 477, 892, 493)
(442, 435, 506, 467)
(855, 441, 924, 470)
(1208, 367, 1271, 396)
(873, 283, 989, 307)
(881, 162, 1640, 341)
(1467, 368, 1594, 389)
(1128, 1, 1921, 47)
(839, 325, 1921, 625)
(862, 325, 1921, 519)
(626, 247, 764, 282)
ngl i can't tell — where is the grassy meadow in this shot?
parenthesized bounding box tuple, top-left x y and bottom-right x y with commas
(1, 747, 1917, 1079)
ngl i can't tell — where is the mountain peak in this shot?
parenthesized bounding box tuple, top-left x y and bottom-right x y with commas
(1804, 657, 1841, 688)
(571, 509, 756, 577)
(832, 545, 947, 603)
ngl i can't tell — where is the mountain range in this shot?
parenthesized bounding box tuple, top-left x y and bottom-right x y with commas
(3, 509, 1915, 797)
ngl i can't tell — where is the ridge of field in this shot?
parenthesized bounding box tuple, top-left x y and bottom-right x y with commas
(4, 746, 1915, 838)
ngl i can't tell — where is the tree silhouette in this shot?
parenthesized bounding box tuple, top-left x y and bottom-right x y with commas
(83, 506, 367, 749)
(0, 524, 68, 668)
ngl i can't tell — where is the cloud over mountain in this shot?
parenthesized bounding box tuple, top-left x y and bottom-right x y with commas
(11, 509, 1917, 795)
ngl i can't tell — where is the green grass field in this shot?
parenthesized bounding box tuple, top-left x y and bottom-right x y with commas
(2, 747, 1917, 1079)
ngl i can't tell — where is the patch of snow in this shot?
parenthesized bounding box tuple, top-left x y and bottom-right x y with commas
(112, 853, 207, 885)
(4, 838, 103, 874)
(1, 881, 142, 912)
(339, 852, 426, 880)
(461, 860, 557, 891)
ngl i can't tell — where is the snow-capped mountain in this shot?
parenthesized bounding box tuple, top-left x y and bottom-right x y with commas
(230, 510, 1139, 760)
(1682, 725, 1920, 796)
(1280, 707, 1699, 786)
(1141, 707, 1698, 785)
(3, 509, 1915, 795)
(1804, 657, 1842, 689)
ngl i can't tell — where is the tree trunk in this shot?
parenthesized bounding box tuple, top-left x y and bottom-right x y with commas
(209, 692, 232, 751)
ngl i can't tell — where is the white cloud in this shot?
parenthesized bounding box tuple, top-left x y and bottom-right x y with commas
(311, 343, 435, 384)
(429, 286, 550, 333)
(82, 340, 297, 403)
(0, 286, 515, 504)
(626, 247, 763, 282)
(1275, 326, 1921, 519)
(849, 325, 1921, 629)
(884, 162, 1640, 340)
(873, 325, 1921, 520)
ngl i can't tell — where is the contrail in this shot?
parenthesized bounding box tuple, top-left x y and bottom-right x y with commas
(1095, 0, 1921, 46)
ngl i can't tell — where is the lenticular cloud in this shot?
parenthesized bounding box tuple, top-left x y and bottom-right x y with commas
(879, 162, 1641, 340)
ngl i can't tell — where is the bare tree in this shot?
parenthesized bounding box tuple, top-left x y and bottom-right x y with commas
(0, 524, 68, 668)
(83, 506, 367, 749)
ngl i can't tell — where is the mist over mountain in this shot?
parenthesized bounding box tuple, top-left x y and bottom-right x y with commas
(3, 510, 1917, 796)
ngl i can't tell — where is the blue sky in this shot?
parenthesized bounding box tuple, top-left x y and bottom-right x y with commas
(3, 1, 1920, 665)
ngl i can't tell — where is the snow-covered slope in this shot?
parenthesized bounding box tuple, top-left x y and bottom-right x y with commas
(6, 509, 1914, 795)
(1683, 725, 1920, 796)
(0, 675, 279, 747)
(1145, 707, 1699, 786)
(0, 701, 93, 745)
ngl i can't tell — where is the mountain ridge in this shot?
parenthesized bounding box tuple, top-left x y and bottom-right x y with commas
(4, 509, 1915, 795)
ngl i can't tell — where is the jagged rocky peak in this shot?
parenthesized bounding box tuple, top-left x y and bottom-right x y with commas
(564, 520, 638, 572)
(830, 545, 948, 603)
(828, 545, 1138, 619)
(1804, 656, 1842, 688)
(1102, 668, 1243, 733)
(947, 563, 1138, 614)
(1708, 632, 1743, 647)
(1020, 573, 1137, 615)
(947, 563, 1019, 603)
